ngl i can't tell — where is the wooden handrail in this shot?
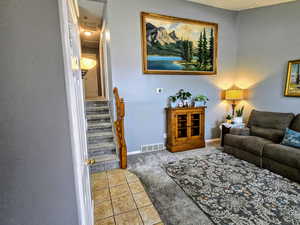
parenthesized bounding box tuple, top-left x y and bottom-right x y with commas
(113, 87, 127, 169)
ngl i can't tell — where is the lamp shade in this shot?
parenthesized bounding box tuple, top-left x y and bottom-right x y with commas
(225, 89, 244, 101)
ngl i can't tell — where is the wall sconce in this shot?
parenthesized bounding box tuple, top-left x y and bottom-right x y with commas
(225, 87, 244, 116)
(80, 57, 97, 78)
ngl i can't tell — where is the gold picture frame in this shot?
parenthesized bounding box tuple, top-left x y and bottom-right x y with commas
(284, 59, 300, 97)
(141, 12, 218, 75)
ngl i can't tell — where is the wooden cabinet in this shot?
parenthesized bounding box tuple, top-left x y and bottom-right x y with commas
(166, 107, 206, 152)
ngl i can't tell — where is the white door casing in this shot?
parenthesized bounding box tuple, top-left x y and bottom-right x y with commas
(58, 0, 93, 225)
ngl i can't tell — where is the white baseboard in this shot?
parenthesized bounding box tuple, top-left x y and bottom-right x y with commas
(205, 138, 221, 143)
(128, 150, 142, 155)
(127, 138, 221, 155)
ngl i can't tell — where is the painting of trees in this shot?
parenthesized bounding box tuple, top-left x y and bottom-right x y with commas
(142, 12, 218, 75)
(196, 28, 214, 71)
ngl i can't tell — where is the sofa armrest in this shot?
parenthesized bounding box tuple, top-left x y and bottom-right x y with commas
(230, 127, 250, 136)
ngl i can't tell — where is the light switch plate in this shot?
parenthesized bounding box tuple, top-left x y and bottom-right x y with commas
(156, 88, 163, 94)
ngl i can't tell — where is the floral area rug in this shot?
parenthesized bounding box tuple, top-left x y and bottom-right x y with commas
(164, 153, 300, 225)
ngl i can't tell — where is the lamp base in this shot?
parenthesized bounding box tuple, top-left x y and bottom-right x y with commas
(231, 102, 236, 117)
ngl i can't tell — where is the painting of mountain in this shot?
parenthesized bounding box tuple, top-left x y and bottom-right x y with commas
(141, 12, 218, 75)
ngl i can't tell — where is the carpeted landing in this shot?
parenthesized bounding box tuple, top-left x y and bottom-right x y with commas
(127, 142, 220, 225)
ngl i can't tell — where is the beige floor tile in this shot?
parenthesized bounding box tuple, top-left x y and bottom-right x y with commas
(108, 176, 127, 187)
(94, 188, 110, 202)
(139, 205, 161, 225)
(114, 210, 143, 225)
(129, 181, 144, 194)
(110, 184, 131, 199)
(108, 171, 126, 179)
(125, 172, 139, 183)
(133, 191, 152, 208)
(107, 169, 126, 176)
(92, 172, 107, 180)
(94, 178, 109, 190)
(95, 216, 115, 225)
(111, 194, 136, 215)
(94, 200, 113, 221)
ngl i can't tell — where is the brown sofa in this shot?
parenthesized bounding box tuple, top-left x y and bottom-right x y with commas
(224, 110, 300, 182)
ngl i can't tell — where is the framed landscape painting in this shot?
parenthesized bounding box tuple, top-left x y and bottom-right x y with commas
(141, 12, 218, 75)
(285, 59, 300, 97)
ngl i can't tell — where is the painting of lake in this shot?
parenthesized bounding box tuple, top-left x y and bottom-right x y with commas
(141, 12, 218, 75)
(147, 56, 184, 70)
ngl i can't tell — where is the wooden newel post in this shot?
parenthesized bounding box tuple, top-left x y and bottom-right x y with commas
(113, 87, 127, 169)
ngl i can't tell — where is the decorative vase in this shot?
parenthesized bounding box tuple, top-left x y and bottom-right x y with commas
(183, 100, 189, 107)
(194, 101, 204, 107)
(233, 117, 243, 124)
(226, 119, 232, 124)
(170, 102, 177, 108)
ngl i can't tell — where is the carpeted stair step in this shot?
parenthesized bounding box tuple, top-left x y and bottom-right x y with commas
(87, 122, 112, 133)
(86, 114, 110, 122)
(86, 106, 109, 115)
(88, 142, 116, 157)
(87, 132, 114, 144)
(85, 100, 108, 108)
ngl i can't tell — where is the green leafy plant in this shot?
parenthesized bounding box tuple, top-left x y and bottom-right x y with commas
(194, 95, 209, 105)
(226, 114, 233, 120)
(236, 106, 245, 117)
(168, 95, 177, 103)
(176, 89, 192, 101)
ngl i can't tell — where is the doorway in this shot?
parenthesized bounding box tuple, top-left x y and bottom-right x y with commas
(78, 0, 107, 100)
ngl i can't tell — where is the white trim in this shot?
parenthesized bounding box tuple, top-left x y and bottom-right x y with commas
(129, 139, 221, 155)
(205, 138, 221, 143)
(128, 150, 142, 155)
(58, 1, 92, 225)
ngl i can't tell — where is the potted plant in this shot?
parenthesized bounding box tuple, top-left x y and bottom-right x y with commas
(168, 95, 177, 108)
(225, 114, 233, 124)
(176, 89, 192, 107)
(194, 95, 209, 107)
(234, 106, 244, 124)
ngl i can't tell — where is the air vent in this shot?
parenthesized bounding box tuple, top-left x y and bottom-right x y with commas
(141, 143, 166, 153)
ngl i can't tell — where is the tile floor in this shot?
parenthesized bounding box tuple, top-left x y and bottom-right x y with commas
(92, 169, 163, 225)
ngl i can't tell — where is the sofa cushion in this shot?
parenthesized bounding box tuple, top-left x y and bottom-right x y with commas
(230, 127, 250, 136)
(263, 144, 300, 169)
(225, 134, 272, 156)
(281, 128, 300, 148)
(247, 110, 294, 131)
(224, 134, 246, 149)
(250, 126, 284, 143)
(240, 136, 273, 156)
(290, 114, 300, 132)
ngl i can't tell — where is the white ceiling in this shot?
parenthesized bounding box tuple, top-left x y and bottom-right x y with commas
(78, 0, 105, 48)
(186, 0, 296, 11)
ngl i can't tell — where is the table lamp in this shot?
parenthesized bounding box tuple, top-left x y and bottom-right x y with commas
(225, 88, 244, 116)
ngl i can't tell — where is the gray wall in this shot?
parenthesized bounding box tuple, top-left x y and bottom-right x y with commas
(0, 0, 79, 225)
(236, 1, 300, 118)
(107, 0, 238, 151)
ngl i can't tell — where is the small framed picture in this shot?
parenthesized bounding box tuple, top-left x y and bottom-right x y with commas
(284, 59, 300, 97)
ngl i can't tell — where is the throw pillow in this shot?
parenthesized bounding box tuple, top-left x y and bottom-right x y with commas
(281, 128, 300, 148)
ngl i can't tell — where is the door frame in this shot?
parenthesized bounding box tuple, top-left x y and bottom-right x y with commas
(58, 0, 93, 225)
(99, 20, 110, 100)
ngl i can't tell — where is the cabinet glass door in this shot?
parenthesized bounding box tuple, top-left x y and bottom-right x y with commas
(176, 114, 188, 138)
(191, 113, 201, 137)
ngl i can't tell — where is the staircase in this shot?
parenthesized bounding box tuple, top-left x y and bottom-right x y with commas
(85, 100, 119, 173)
